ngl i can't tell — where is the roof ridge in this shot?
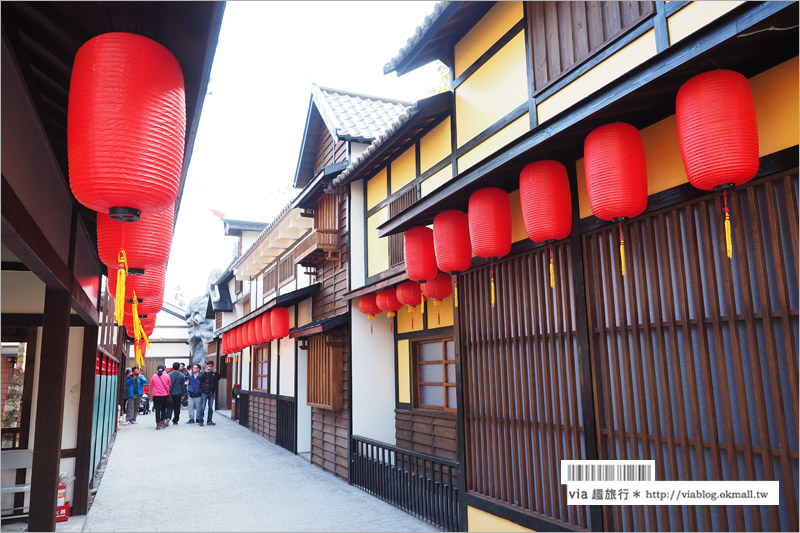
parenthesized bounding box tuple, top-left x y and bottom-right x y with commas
(314, 83, 415, 107)
(384, 1, 448, 74)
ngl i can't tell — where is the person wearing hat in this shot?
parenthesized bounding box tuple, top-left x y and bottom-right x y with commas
(149, 364, 172, 430)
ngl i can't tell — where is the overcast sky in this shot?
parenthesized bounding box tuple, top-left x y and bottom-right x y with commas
(165, 1, 441, 306)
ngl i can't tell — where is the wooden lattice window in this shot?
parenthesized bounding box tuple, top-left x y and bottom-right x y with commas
(278, 252, 295, 285)
(307, 335, 343, 411)
(263, 267, 277, 297)
(215, 312, 222, 330)
(415, 339, 457, 412)
(389, 187, 418, 267)
(314, 193, 339, 231)
(253, 345, 270, 392)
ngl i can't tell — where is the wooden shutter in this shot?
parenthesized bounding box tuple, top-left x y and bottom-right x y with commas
(389, 187, 419, 267)
(307, 335, 343, 411)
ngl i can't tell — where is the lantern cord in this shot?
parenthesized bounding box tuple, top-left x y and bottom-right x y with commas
(114, 250, 129, 325)
(131, 291, 151, 350)
(134, 340, 144, 370)
(618, 222, 626, 277)
(490, 262, 496, 308)
(549, 244, 555, 289)
(723, 191, 733, 259)
(453, 276, 459, 308)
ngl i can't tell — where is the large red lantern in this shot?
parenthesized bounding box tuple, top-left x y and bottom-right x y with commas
(235, 326, 243, 352)
(358, 294, 381, 334)
(254, 314, 266, 344)
(422, 271, 453, 326)
(245, 320, 256, 348)
(97, 204, 175, 269)
(468, 188, 511, 307)
(433, 210, 472, 309)
(271, 307, 290, 339)
(404, 226, 438, 282)
(108, 264, 166, 301)
(221, 333, 228, 355)
(584, 122, 648, 276)
(130, 292, 164, 318)
(376, 288, 403, 332)
(676, 69, 758, 259)
(261, 311, 273, 342)
(396, 281, 422, 330)
(519, 160, 572, 288)
(68, 33, 186, 221)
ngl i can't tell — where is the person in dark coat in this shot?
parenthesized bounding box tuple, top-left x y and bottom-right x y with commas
(168, 362, 187, 424)
(197, 360, 221, 426)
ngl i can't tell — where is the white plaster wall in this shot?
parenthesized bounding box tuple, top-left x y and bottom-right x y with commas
(28, 328, 43, 450)
(255, 273, 264, 304)
(269, 339, 278, 393)
(297, 298, 313, 327)
(296, 346, 312, 454)
(350, 180, 366, 290)
(0, 271, 45, 313)
(351, 307, 396, 445)
(350, 142, 369, 161)
(61, 327, 84, 451)
(279, 339, 295, 397)
(240, 347, 251, 391)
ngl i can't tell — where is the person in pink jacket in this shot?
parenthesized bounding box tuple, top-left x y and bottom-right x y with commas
(150, 364, 172, 430)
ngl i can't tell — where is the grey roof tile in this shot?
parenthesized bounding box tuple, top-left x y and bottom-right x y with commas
(384, 2, 447, 74)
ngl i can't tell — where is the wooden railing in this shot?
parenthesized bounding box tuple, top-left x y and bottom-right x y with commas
(351, 435, 460, 531)
(294, 229, 339, 266)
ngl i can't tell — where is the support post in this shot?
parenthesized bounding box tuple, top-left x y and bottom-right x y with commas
(72, 325, 98, 515)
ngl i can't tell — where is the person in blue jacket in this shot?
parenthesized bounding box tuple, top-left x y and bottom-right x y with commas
(186, 363, 203, 424)
(124, 367, 148, 424)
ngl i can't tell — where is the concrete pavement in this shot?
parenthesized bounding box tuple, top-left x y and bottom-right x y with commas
(81, 408, 438, 532)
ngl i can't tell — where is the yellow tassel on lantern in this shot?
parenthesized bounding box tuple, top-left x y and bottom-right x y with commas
(454, 278, 459, 308)
(723, 191, 733, 259)
(618, 223, 626, 277)
(549, 244, 555, 289)
(131, 291, 151, 350)
(114, 250, 128, 325)
(490, 262, 496, 308)
(134, 341, 144, 370)
(420, 294, 425, 315)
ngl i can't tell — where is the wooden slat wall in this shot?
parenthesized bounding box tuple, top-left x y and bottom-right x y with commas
(313, 124, 348, 175)
(527, 1, 654, 94)
(307, 335, 343, 411)
(310, 332, 350, 480)
(278, 252, 295, 285)
(249, 394, 278, 443)
(314, 193, 339, 232)
(263, 267, 277, 298)
(395, 409, 458, 461)
(459, 242, 590, 530)
(389, 188, 418, 268)
(583, 172, 799, 532)
(312, 191, 348, 321)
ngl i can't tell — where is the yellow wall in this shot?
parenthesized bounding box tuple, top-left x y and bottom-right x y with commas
(454, 1, 524, 78)
(458, 113, 529, 172)
(421, 164, 453, 198)
(668, 1, 745, 45)
(397, 339, 410, 404)
(508, 189, 527, 244)
(537, 30, 657, 124)
(576, 57, 800, 218)
(426, 294, 454, 329)
(367, 167, 388, 210)
(391, 145, 417, 194)
(467, 506, 535, 533)
(420, 117, 452, 173)
(456, 32, 529, 148)
(397, 303, 424, 334)
(367, 208, 389, 276)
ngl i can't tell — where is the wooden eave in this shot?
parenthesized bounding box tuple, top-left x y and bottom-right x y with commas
(379, 1, 798, 237)
(214, 283, 321, 335)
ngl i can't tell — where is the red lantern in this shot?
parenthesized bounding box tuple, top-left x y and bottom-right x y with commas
(433, 209, 471, 309)
(254, 314, 266, 345)
(358, 294, 381, 334)
(468, 188, 511, 307)
(271, 307, 290, 339)
(584, 122, 648, 276)
(68, 33, 186, 221)
(235, 326, 243, 351)
(422, 271, 453, 326)
(97, 204, 175, 269)
(519, 160, 572, 288)
(221, 333, 228, 355)
(108, 264, 166, 301)
(396, 281, 422, 330)
(376, 288, 403, 333)
(261, 311, 273, 342)
(676, 69, 758, 259)
(404, 226, 438, 282)
(130, 292, 163, 318)
(141, 318, 156, 338)
(245, 320, 255, 347)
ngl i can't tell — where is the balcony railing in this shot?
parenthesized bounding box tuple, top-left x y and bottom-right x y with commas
(351, 435, 460, 531)
(294, 229, 339, 267)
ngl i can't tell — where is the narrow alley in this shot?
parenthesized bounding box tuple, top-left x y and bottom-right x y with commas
(81, 412, 437, 532)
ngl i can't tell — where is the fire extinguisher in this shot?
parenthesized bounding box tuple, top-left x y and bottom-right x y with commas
(57, 477, 66, 506)
(56, 473, 71, 522)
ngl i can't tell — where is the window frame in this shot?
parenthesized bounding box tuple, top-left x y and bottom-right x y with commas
(253, 344, 270, 393)
(414, 338, 457, 413)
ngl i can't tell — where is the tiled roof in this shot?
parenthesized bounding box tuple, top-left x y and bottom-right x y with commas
(231, 201, 294, 271)
(383, 2, 447, 75)
(312, 84, 413, 143)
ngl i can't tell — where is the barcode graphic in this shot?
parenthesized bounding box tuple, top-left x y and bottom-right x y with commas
(561, 460, 655, 484)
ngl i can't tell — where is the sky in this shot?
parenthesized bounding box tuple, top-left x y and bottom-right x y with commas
(165, 1, 442, 307)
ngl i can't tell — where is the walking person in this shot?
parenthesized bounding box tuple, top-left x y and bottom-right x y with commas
(124, 367, 147, 424)
(198, 360, 221, 426)
(150, 364, 172, 430)
(122, 368, 131, 424)
(186, 363, 203, 424)
(168, 362, 187, 424)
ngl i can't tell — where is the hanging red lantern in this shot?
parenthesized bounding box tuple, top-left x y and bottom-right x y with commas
(421, 271, 452, 326)
(432, 209, 471, 309)
(468, 188, 511, 308)
(519, 160, 572, 288)
(108, 264, 166, 301)
(68, 32, 186, 221)
(271, 307, 290, 339)
(261, 311, 273, 342)
(676, 69, 758, 259)
(235, 326, 243, 352)
(244, 320, 255, 348)
(376, 288, 403, 332)
(358, 294, 381, 334)
(221, 333, 227, 355)
(128, 292, 163, 318)
(404, 226, 438, 282)
(97, 204, 175, 269)
(396, 281, 422, 330)
(254, 314, 266, 345)
(584, 122, 648, 276)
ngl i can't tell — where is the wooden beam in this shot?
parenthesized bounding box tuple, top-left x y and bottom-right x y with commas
(1, 313, 86, 327)
(1, 262, 29, 271)
(28, 287, 71, 532)
(72, 324, 97, 515)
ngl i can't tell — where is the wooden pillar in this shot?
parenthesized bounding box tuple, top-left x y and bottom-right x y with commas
(28, 287, 71, 532)
(72, 325, 98, 515)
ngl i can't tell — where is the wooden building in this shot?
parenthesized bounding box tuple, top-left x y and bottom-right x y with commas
(0, 3, 223, 530)
(334, 1, 798, 532)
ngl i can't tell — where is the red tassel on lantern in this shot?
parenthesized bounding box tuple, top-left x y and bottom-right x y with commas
(520, 160, 572, 288)
(433, 210, 471, 309)
(358, 294, 381, 334)
(677, 69, 758, 260)
(468, 188, 511, 307)
(271, 307, 290, 339)
(404, 226, 438, 282)
(421, 271, 452, 325)
(584, 122, 648, 276)
(396, 281, 422, 330)
(68, 33, 186, 221)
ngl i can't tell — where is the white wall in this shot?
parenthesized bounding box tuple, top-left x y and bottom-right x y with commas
(351, 306, 396, 444)
(0, 271, 45, 313)
(240, 347, 251, 391)
(350, 180, 366, 290)
(269, 339, 279, 393)
(279, 339, 295, 397)
(296, 346, 312, 454)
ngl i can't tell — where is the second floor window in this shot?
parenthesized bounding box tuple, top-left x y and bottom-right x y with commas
(416, 339, 457, 412)
(253, 345, 270, 392)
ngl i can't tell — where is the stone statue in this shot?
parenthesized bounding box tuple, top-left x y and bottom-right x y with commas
(186, 269, 221, 365)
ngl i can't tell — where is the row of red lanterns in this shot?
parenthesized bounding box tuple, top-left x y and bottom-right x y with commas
(68, 32, 187, 370)
(358, 271, 453, 333)
(220, 307, 290, 354)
